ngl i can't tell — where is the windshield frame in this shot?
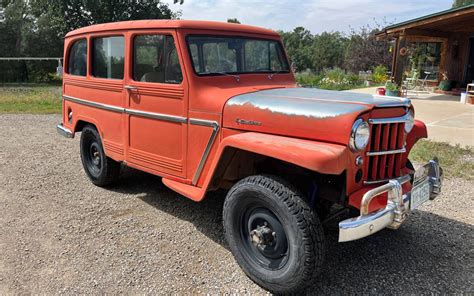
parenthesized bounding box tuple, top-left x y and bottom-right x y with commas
(185, 34, 290, 77)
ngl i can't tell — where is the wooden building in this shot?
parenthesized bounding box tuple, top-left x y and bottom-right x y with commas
(376, 4, 474, 89)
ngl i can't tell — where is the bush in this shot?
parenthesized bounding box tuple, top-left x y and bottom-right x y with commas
(296, 68, 364, 91)
(372, 64, 389, 83)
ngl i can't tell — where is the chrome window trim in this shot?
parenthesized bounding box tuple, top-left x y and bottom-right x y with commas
(189, 119, 220, 185)
(63, 95, 187, 123)
(368, 113, 411, 125)
(366, 147, 406, 156)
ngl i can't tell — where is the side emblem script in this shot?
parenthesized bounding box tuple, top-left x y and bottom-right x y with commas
(236, 118, 262, 126)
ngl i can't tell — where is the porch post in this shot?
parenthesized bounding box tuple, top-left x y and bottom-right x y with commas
(394, 34, 407, 86)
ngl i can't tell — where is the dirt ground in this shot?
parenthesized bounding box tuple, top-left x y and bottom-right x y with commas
(1, 114, 473, 294)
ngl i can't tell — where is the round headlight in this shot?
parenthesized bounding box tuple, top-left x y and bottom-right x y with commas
(350, 119, 370, 151)
(405, 109, 415, 133)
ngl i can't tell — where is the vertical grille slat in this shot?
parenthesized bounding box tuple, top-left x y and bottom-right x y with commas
(366, 119, 406, 182)
(370, 124, 381, 180)
(386, 123, 398, 178)
(378, 124, 390, 179)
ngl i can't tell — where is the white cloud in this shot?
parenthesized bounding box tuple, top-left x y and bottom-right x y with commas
(163, 0, 453, 34)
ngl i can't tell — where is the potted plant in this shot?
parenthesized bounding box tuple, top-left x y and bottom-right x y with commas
(385, 82, 399, 96)
(438, 72, 454, 92)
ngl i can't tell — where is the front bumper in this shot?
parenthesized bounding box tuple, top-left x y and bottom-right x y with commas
(339, 159, 443, 242)
(56, 123, 74, 138)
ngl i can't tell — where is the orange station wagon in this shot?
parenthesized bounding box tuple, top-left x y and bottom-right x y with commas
(57, 20, 443, 293)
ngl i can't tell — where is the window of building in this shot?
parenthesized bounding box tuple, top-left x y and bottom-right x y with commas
(405, 42, 442, 81)
(92, 36, 125, 79)
(67, 39, 87, 76)
(133, 35, 183, 84)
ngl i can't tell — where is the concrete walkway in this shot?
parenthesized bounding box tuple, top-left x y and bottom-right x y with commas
(346, 87, 474, 147)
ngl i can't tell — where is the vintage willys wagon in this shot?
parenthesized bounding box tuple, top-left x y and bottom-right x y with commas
(57, 20, 443, 293)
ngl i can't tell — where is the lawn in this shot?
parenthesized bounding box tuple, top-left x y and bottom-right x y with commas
(410, 140, 473, 181)
(0, 86, 62, 114)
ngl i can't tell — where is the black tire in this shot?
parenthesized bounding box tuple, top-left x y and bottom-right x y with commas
(80, 125, 120, 187)
(223, 175, 325, 294)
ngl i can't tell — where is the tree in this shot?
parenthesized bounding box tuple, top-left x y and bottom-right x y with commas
(0, 0, 182, 82)
(343, 26, 391, 73)
(311, 32, 347, 73)
(452, 0, 474, 8)
(279, 27, 313, 71)
(227, 18, 240, 24)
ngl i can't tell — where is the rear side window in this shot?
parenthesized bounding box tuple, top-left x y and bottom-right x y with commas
(133, 35, 183, 84)
(67, 39, 87, 76)
(92, 36, 125, 79)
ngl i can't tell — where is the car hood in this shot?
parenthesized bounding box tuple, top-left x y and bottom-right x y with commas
(223, 87, 410, 145)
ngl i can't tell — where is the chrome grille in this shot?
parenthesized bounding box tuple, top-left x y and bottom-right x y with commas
(366, 121, 406, 182)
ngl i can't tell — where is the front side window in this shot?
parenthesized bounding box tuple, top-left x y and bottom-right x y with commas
(133, 35, 183, 84)
(187, 36, 289, 75)
(67, 39, 87, 76)
(92, 36, 125, 79)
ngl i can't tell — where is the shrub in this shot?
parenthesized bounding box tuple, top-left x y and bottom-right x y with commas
(295, 68, 365, 90)
(372, 64, 389, 83)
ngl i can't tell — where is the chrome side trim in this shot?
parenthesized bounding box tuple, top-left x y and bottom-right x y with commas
(366, 147, 406, 156)
(63, 95, 124, 113)
(190, 119, 220, 185)
(369, 113, 411, 125)
(56, 123, 74, 138)
(63, 95, 187, 123)
(125, 109, 187, 123)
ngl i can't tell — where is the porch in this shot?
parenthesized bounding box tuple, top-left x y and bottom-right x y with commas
(376, 5, 474, 91)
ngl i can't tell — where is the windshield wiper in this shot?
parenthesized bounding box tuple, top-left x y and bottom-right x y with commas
(202, 71, 240, 82)
(268, 70, 287, 80)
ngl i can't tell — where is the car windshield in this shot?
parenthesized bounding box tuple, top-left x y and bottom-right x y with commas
(187, 35, 290, 76)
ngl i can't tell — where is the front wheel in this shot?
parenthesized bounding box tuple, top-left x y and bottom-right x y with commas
(223, 175, 325, 294)
(80, 125, 120, 187)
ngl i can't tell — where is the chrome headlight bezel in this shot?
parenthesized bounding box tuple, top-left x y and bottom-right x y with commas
(404, 109, 415, 133)
(350, 119, 370, 152)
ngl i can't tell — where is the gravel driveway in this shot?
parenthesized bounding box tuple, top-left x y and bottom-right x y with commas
(1, 114, 473, 294)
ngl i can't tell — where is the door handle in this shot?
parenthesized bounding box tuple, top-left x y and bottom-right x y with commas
(124, 85, 137, 91)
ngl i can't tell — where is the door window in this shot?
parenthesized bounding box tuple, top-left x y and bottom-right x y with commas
(133, 35, 183, 84)
(67, 39, 87, 76)
(92, 36, 125, 79)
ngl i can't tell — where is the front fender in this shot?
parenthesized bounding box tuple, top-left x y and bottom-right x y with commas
(162, 132, 350, 202)
(404, 120, 428, 161)
(217, 132, 349, 175)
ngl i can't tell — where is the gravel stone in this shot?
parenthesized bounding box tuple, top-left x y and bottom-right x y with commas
(0, 114, 472, 294)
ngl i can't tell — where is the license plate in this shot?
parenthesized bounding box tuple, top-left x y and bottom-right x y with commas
(410, 178, 430, 210)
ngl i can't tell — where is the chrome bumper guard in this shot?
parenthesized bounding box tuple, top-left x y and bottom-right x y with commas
(56, 124, 74, 138)
(339, 159, 443, 242)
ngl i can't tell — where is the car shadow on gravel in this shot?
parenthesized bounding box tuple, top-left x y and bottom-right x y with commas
(111, 168, 472, 294)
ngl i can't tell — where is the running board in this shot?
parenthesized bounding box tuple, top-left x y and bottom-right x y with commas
(162, 178, 206, 202)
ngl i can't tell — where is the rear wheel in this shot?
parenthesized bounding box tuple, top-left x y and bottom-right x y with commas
(223, 175, 325, 294)
(80, 125, 120, 187)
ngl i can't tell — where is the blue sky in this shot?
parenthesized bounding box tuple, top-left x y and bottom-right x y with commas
(163, 0, 454, 33)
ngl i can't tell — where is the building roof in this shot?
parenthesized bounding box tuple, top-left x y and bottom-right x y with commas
(377, 4, 474, 37)
(65, 20, 280, 38)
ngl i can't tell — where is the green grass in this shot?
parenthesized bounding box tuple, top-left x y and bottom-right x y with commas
(0, 86, 62, 114)
(410, 140, 473, 181)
